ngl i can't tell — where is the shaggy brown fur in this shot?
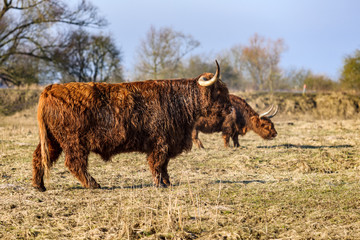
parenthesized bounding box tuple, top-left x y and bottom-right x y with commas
(32, 65, 232, 191)
(193, 94, 277, 148)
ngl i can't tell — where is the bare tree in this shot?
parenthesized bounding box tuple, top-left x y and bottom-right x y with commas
(282, 68, 311, 90)
(180, 55, 213, 77)
(53, 29, 123, 83)
(0, 0, 106, 86)
(217, 45, 249, 90)
(134, 26, 200, 80)
(241, 34, 286, 91)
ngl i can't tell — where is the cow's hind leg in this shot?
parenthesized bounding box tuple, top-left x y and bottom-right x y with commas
(147, 150, 171, 187)
(64, 147, 100, 189)
(32, 138, 62, 191)
(222, 134, 231, 148)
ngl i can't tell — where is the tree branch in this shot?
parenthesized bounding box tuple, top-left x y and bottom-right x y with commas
(8, 0, 46, 11)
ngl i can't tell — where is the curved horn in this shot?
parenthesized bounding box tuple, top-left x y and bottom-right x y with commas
(267, 105, 279, 118)
(259, 105, 274, 118)
(198, 60, 220, 87)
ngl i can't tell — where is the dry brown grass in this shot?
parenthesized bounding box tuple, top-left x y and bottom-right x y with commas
(1, 106, 360, 239)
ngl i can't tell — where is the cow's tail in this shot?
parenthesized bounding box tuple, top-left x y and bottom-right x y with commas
(37, 97, 51, 179)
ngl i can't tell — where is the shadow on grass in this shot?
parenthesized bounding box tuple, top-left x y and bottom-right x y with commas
(66, 179, 268, 191)
(66, 184, 155, 190)
(257, 144, 353, 149)
(101, 183, 182, 190)
(101, 184, 154, 190)
(69, 179, 267, 190)
(213, 179, 266, 184)
(99, 180, 266, 190)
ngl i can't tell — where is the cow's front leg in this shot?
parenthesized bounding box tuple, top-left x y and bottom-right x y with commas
(232, 133, 240, 148)
(160, 159, 170, 186)
(147, 151, 170, 187)
(192, 129, 204, 149)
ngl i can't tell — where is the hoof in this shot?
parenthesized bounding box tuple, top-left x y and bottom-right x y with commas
(154, 183, 168, 188)
(159, 179, 171, 188)
(90, 184, 101, 189)
(87, 176, 101, 189)
(153, 180, 170, 188)
(193, 139, 205, 149)
(33, 185, 46, 192)
(88, 182, 101, 189)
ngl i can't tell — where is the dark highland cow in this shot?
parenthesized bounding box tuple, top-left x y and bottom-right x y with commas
(192, 94, 278, 148)
(32, 61, 232, 191)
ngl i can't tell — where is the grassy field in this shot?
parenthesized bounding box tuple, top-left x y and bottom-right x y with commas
(1, 105, 360, 239)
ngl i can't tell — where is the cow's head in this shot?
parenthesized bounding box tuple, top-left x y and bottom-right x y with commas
(251, 105, 278, 140)
(197, 60, 232, 118)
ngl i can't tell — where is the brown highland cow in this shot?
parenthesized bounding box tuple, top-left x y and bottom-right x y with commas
(192, 94, 278, 148)
(32, 61, 232, 191)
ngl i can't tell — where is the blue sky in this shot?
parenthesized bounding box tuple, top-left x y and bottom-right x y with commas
(91, 0, 360, 80)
